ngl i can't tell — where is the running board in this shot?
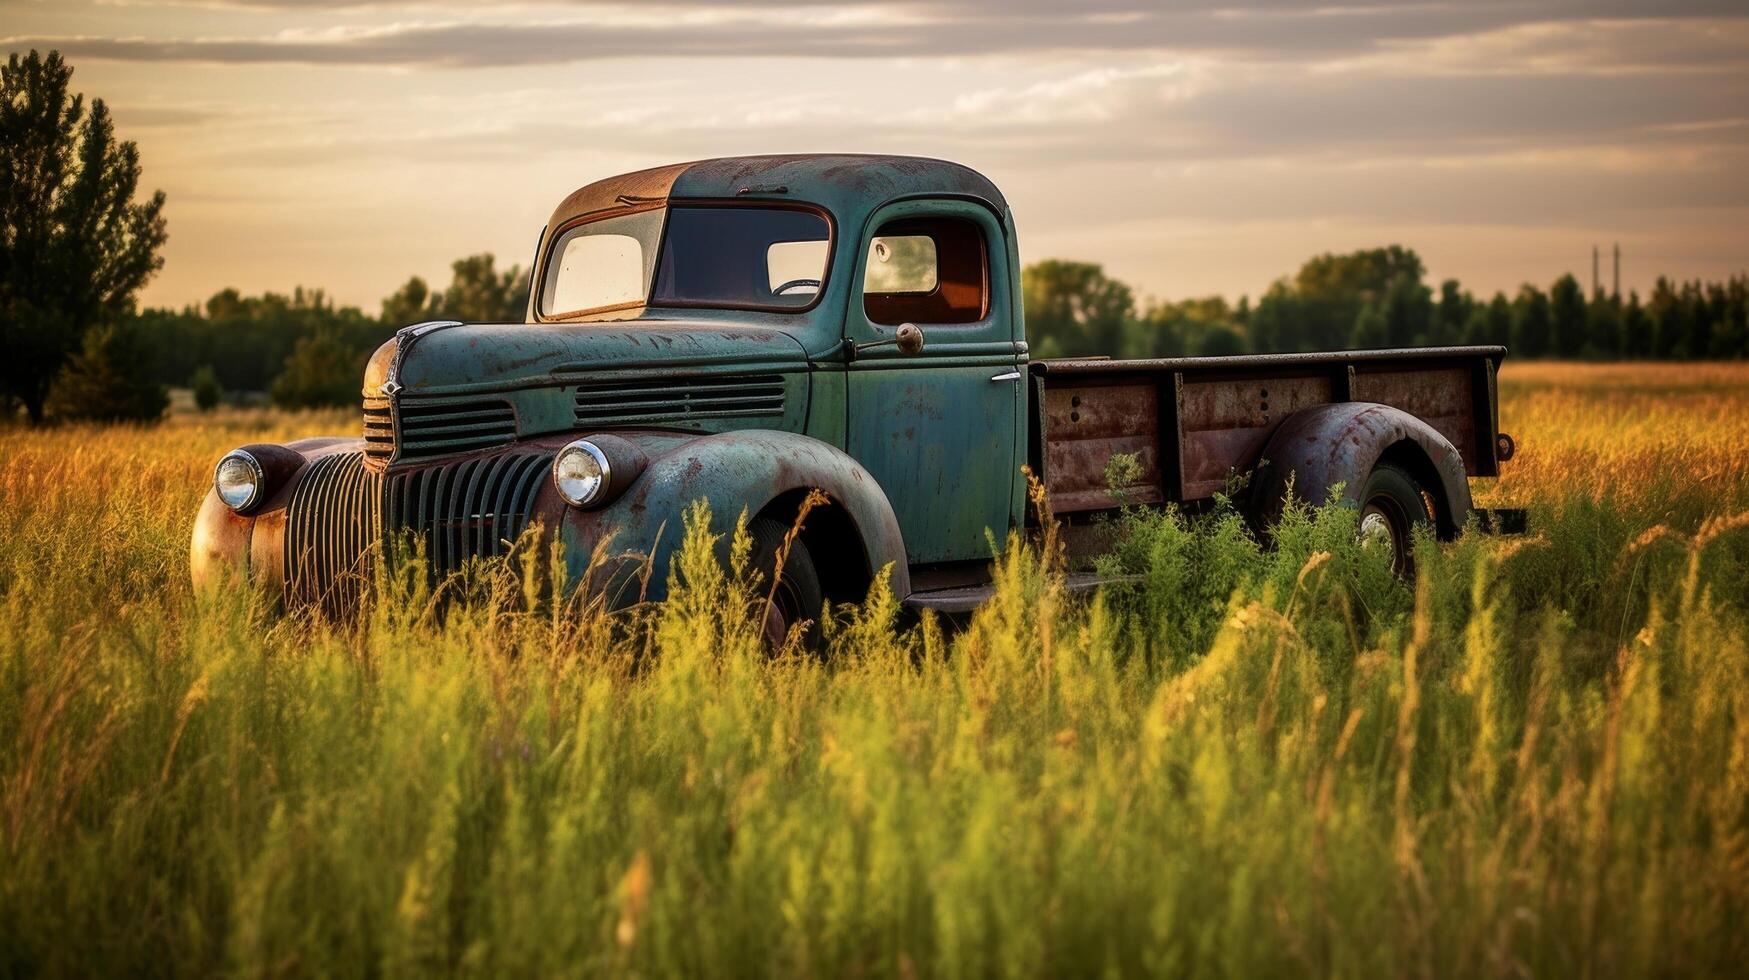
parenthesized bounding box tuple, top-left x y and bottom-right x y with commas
(903, 571, 1134, 615)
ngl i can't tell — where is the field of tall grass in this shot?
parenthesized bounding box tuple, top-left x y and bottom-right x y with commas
(3, 363, 1748, 977)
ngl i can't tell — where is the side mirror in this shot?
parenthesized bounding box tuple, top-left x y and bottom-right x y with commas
(851, 322, 926, 360)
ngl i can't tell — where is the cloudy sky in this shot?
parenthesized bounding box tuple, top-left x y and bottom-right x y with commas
(7, 0, 1746, 311)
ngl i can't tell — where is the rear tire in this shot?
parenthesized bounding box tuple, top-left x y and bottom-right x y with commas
(747, 516, 824, 651)
(1357, 463, 1432, 577)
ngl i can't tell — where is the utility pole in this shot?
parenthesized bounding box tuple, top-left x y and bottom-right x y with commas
(1592, 245, 1600, 298)
(1613, 243, 1620, 301)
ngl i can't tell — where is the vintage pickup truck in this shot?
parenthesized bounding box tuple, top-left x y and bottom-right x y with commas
(191, 154, 1517, 636)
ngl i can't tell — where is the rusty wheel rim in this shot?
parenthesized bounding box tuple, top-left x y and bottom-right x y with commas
(1359, 497, 1412, 574)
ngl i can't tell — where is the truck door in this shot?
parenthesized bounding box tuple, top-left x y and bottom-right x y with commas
(845, 199, 1024, 565)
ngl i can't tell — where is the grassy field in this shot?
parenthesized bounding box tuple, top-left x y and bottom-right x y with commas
(3, 363, 1748, 977)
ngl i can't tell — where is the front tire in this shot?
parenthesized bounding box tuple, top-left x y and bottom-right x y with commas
(747, 516, 824, 651)
(1356, 463, 1432, 577)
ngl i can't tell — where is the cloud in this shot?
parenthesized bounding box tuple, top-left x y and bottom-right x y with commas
(12, 2, 1747, 69)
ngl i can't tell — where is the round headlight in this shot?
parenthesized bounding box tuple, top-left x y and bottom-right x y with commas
(553, 440, 611, 507)
(214, 450, 263, 512)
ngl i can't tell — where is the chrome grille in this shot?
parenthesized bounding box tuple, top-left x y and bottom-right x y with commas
(360, 395, 518, 464)
(573, 374, 785, 428)
(285, 451, 382, 613)
(362, 397, 394, 462)
(283, 450, 554, 609)
(384, 451, 553, 579)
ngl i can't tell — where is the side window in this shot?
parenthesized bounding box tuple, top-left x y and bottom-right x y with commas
(863, 217, 987, 325)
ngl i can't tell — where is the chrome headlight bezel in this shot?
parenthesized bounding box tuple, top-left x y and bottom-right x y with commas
(213, 450, 264, 513)
(553, 439, 612, 508)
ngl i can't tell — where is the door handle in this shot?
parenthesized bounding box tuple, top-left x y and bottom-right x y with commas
(990, 371, 1022, 383)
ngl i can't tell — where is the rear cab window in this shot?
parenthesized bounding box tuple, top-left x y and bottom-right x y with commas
(863, 217, 988, 325)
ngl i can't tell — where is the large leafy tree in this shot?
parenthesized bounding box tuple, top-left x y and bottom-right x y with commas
(0, 50, 167, 423)
(271, 328, 361, 409)
(432, 253, 527, 323)
(1250, 246, 1430, 352)
(1021, 260, 1135, 358)
(45, 320, 168, 423)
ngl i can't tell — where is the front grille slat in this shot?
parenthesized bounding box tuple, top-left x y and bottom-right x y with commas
(491, 455, 533, 556)
(284, 450, 556, 610)
(396, 407, 515, 424)
(286, 451, 384, 615)
(430, 461, 460, 576)
(361, 394, 518, 464)
(396, 431, 518, 451)
(572, 374, 787, 429)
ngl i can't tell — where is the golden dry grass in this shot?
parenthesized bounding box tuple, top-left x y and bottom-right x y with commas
(1482, 361, 1749, 512)
(0, 364, 1746, 977)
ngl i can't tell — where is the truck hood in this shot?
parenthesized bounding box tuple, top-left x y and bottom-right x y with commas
(369, 319, 813, 395)
(362, 319, 817, 453)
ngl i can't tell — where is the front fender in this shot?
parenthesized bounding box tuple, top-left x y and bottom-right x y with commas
(188, 436, 362, 599)
(1250, 401, 1472, 538)
(547, 429, 910, 607)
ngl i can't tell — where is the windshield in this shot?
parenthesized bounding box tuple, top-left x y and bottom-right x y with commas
(538, 205, 831, 318)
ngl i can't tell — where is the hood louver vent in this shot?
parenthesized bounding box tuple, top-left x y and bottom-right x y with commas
(573, 375, 786, 429)
(362, 395, 518, 464)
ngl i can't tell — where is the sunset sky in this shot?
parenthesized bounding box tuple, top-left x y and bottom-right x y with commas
(7, 0, 1746, 312)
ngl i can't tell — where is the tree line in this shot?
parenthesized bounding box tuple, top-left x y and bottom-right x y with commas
(5, 47, 1746, 427)
(134, 256, 528, 410)
(1024, 250, 1749, 363)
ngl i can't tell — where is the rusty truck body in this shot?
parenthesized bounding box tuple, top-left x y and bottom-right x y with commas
(192, 154, 1516, 632)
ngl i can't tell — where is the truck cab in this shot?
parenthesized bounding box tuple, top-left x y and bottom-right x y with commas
(193, 154, 1514, 634)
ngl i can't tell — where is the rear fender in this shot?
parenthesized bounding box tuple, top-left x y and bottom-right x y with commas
(548, 429, 909, 607)
(1250, 401, 1471, 539)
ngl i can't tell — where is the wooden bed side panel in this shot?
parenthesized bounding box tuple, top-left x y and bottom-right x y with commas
(1350, 365, 1479, 471)
(1178, 373, 1333, 499)
(1041, 380, 1164, 513)
(1032, 348, 1503, 510)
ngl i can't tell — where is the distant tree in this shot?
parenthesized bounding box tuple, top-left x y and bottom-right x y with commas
(1619, 292, 1650, 358)
(1584, 296, 1621, 359)
(1189, 323, 1247, 356)
(431, 253, 528, 322)
(1138, 296, 1247, 357)
(1297, 245, 1426, 349)
(1462, 292, 1512, 348)
(1250, 245, 1428, 352)
(271, 329, 361, 409)
(1022, 260, 1136, 358)
(1379, 275, 1432, 347)
(1246, 281, 1298, 353)
(1684, 280, 1714, 360)
(1510, 285, 1552, 358)
(1647, 277, 1682, 358)
(46, 320, 167, 422)
(0, 50, 167, 423)
(190, 364, 221, 412)
(1548, 274, 1586, 358)
(1349, 298, 1390, 349)
(1714, 277, 1748, 358)
(381, 275, 437, 327)
(1434, 279, 1473, 346)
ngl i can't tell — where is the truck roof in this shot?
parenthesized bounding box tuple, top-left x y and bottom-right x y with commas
(545, 154, 1008, 231)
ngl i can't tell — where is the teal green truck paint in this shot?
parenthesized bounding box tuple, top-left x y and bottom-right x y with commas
(191, 154, 1519, 622)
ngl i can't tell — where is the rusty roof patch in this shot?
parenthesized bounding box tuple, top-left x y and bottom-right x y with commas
(545, 154, 1007, 231)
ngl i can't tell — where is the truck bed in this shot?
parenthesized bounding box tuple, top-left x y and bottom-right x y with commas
(1027, 346, 1507, 514)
